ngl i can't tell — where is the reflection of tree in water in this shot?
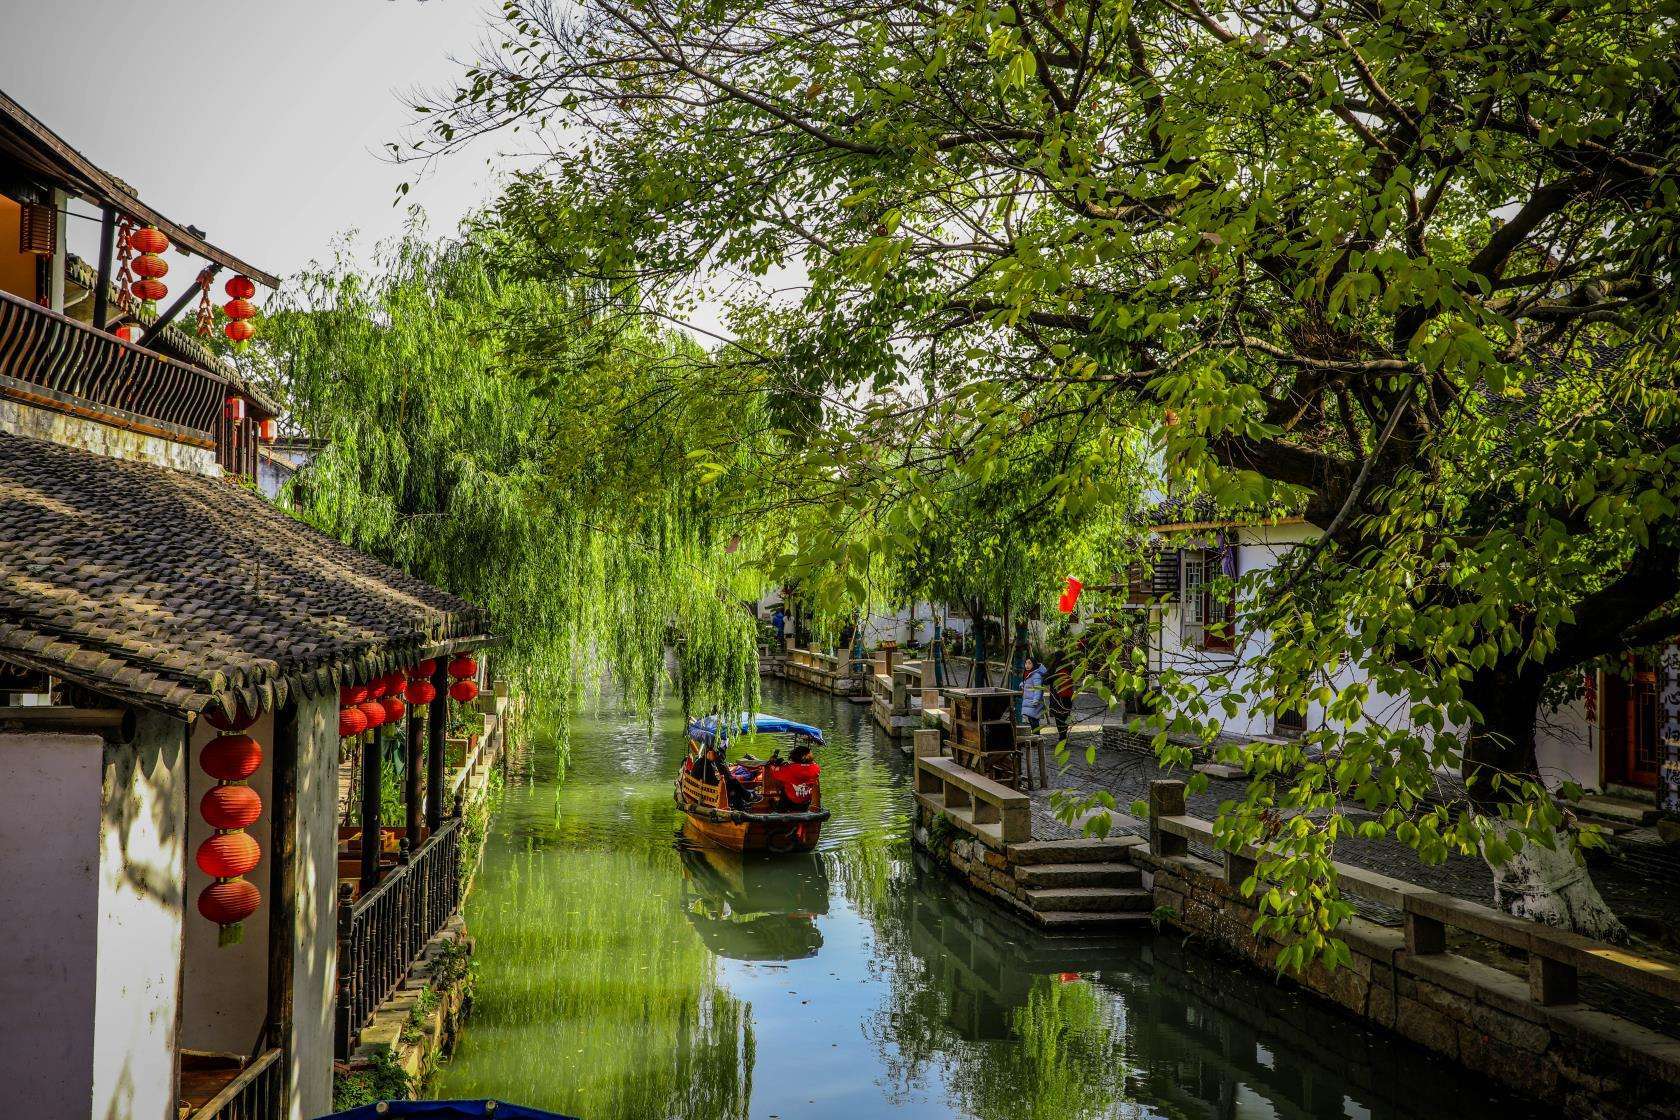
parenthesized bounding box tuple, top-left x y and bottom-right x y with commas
(861, 863, 1132, 1120)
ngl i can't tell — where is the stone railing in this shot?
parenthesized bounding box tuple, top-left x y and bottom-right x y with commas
(1142, 780, 1680, 1119)
(914, 753, 1031, 847)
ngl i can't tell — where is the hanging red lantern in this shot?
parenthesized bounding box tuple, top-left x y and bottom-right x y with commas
(114, 324, 140, 343)
(447, 655, 478, 680)
(405, 678, 437, 706)
(200, 784, 263, 830)
(226, 396, 247, 422)
(223, 297, 256, 321)
(225, 319, 256, 343)
(389, 671, 410, 693)
(367, 676, 388, 700)
(257, 418, 277, 442)
(201, 734, 263, 781)
(204, 701, 257, 733)
(408, 659, 437, 679)
(197, 831, 261, 878)
(128, 225, 170, 255)
(357, 699, 387, 729)
(197, 878, 261, 926)
(132, 253, 169, 279)
(449, 679, 479, 704)
(225, 274, 256, 300)
(381, 695, 406, 723)
(339, 704, 368, 738)
(341, 683, 369, 705)
(131, 276, 168, 302)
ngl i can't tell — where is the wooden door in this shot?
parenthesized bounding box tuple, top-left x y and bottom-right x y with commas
(1603, 657, 1661, 789)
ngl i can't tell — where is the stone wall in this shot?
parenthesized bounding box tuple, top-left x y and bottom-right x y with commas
(1137, 845, 1680, 1120)
(0, 395, 219, 476)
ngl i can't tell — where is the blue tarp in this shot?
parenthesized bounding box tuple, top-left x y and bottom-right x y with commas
(316, 1102, 578, 1120)
(687, 712, 824, 747)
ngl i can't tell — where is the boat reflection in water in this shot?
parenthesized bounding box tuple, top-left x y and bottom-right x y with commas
(678, 843, 830, 961)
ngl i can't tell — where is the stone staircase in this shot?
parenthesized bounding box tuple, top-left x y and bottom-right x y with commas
(1005, 837, 1153, 930)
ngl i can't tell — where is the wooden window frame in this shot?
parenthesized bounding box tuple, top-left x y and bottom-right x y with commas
(1181, 549, 1236, 653)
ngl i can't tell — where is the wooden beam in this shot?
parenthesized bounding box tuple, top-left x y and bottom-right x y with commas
(405, 703, 423, 848)
(140, 264, 218, 349)
(264, 700, 299, 1108)
(426, 661, 447, 832)
(359, 731, 381, 893)
(91, 204, 115, 330)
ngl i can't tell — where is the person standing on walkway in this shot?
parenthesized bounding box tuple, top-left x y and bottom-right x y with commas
(1019, 657, 1047, 729)
(1045, 648, 1075, 745)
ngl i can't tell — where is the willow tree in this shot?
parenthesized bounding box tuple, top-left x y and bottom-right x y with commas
(271, 231, 763, 718)
(410, 0, 1679, 948)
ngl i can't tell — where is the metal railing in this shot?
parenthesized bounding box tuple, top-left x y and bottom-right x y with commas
(0, 287, 227, 436)
(188, 1048, 283, 1120)
(334, 817, 461, 1059)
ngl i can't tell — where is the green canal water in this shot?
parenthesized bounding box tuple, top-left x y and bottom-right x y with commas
(434, 679, 1550, 1120)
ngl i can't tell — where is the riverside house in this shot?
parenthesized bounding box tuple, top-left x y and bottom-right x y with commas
(0, 90, 489, 1119)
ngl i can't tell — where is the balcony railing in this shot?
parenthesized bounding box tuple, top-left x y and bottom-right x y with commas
(186, 1048, 283, 1120)
(335, 817, 462, 1059)
(0, 287, 227, 437)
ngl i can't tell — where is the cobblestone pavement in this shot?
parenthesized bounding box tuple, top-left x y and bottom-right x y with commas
(1028, 698, 1680, 1037)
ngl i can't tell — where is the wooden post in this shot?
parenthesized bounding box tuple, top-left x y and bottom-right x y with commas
(427, 660, 447, 832)
(359, 730, 381, 893)
(1149, 780, 1187, 857)
(264, 701, 299, 1104)
(333, 882, 354, 1060)
(405, 705, 423, 849)
(91, 205, 116, 330)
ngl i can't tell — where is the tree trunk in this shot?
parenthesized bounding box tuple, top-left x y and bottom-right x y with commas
(1464, 665, 1628, 942)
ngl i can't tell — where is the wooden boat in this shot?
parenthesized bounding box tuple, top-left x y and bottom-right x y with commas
(675, 713, 831, 854)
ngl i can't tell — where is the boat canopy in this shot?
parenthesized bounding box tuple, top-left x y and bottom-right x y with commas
(315, 1103, 578, 1119)
(687, 712, 825, 747)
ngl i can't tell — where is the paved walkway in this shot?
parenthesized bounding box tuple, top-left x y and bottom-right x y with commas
(1027, 699, 1680, 1037)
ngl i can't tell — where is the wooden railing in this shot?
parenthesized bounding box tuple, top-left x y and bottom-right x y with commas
(0, 288, 227, 436)
(188, 1048, 283, 1120)
(335, 817, 461, 1059)
(914, 754, 1031, 846)
(1146, 781, 1680, 1010)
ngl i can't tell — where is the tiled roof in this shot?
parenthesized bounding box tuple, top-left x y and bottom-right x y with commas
(0, 431, 489, 722)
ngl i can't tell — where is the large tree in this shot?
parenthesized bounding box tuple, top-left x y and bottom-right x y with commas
(409, 0, 1679, 949)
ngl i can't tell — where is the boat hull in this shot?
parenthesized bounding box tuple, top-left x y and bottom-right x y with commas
(676, 770, 827, 854)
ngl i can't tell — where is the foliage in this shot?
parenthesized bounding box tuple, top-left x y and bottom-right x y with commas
(270, 230, 764, 718)
(409, 0, 1680, 955)
(333, 1047, 412, 1110)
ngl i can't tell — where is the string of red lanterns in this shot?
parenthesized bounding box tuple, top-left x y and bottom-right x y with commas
(128, 225, 171, 306)
(196, 701, 263, 944)
(224, 275, 257, 344)
(448, 655, 479, 704)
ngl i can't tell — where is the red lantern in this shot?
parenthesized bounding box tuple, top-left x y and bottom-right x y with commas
(357, 699, 387, 729)
(258, 418, 277, 442)
(225, 319, 255, 343)
(131, 277, 167, 302)
(201, 734, 263, 781)
(408, 659, 437, 679)
(132, 253, 169, 279)
(224, 297, 256, 320)
(197, 830, 261, 878)
(114, 324, 140, 343)
(339, 704, 368, 738)
(226, 396, 247, 422)
(381, 695, 406, 723)
(449, 679, 479, 704)
(447, 655, 478, 680)
(405, 679, 437, 706)
(225, 274, 256, 300)
(367, 676, 388, 700)
(128, 226, 170, 255)
(204, 701, 257, 732)
(201, 784, 263, 830)
(341, 683, 369, 705)
(197, 878, 261, 925)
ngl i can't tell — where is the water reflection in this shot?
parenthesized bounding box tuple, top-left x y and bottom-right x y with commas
(435, 681, 1551, 1120)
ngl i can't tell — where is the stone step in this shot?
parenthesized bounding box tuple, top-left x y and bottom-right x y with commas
(1007, 836, 1144, 865)
(1571, 794, 1658, 827)
(1013, 861, 1141, 889)
(1024, 886, 1153, 913)
(1032, 909, 1154, 931)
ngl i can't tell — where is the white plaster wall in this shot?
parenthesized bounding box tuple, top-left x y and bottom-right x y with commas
(1535, 691, 1599, 792)
(181, 711, 274, 1054)
(91, 712, 188, 1120)
(0, 731, 103, 1114)
(290, 693, 340, 1120)
(0, 397, 220, 476)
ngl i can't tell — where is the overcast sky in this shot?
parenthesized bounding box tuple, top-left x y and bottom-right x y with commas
(1, 0, 516, 288)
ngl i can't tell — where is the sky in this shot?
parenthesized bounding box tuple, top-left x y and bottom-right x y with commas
(1, 0, 514, 291)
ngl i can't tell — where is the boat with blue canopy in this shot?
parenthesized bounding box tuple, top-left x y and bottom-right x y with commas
(676, 711, 829, 853)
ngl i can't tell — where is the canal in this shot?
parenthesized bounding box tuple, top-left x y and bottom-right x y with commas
(434, 679, 1552, 1119)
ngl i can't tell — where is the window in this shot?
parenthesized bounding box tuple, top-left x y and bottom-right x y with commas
(1180, 549, 1236, 652)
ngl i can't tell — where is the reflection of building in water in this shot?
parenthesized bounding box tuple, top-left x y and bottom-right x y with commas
(678, 844, 829, 961)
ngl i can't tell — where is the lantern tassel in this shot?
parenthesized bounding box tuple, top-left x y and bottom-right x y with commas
(217, 921, 245, 948)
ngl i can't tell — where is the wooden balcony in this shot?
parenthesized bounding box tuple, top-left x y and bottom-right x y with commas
(0, 287, 228, 440)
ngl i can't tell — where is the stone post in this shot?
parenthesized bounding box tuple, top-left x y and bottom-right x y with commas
(913, 728, 943, 758)
(1149, 779, 1187, 858)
